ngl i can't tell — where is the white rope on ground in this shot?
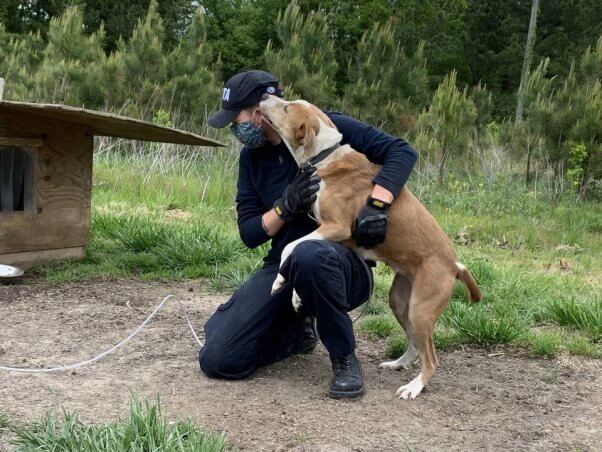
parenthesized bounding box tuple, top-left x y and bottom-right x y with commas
(0, 294, 204, 374)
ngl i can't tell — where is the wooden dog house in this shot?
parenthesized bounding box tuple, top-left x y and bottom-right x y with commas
(0, 100, 224, 268)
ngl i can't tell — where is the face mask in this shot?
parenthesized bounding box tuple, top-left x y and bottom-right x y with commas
(230, 121, 267, 148)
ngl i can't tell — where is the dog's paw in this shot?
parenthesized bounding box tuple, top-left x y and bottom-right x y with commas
(379, 353, 418, 370)
(379, 359, 411, 370)
(395, 373, 424, 400)
(271, 273, 287, 295)
(292, 289, 303, 312)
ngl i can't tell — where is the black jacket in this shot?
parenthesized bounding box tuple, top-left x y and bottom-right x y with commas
(235, 111, 418, 266)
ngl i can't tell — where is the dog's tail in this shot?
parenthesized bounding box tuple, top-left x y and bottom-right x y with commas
(454, 262, 482, 302)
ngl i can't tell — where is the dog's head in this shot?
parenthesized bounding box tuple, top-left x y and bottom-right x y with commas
(259, 95, 342, 165)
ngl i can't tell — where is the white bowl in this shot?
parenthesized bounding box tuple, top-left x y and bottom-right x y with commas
(0, 264, 24, 281)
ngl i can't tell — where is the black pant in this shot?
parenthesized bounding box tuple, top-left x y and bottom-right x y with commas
(199, 240, 373, 379)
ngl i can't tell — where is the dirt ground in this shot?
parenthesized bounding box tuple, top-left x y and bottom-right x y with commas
(0, 278, 600, 451)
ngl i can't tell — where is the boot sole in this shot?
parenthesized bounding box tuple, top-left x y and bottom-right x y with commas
(328, 386, 365, 400)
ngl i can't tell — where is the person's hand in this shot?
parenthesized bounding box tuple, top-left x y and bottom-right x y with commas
(274, 165, 320, 222)
(353, 197, 390, 248)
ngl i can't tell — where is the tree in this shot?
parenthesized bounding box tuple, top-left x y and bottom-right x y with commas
(416, 71, 478, 184)
(515, 0, 539, 125)
(343, 20, 429, 134)
(30, 6, 106, 106)
(81, 0, 197, 52)
(117, 0, 167, 118)
(164, 7, 222, 127)
(0, 0, 72, 35)
(0, 27, 44, 101)
(524, 37, 602, 196)
(263, 1, 338, 107)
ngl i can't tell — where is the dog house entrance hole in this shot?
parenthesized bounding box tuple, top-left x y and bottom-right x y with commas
(0, 146, 34, 213)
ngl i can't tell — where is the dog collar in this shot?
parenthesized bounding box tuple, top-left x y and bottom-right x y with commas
(308, 142, 342, 166)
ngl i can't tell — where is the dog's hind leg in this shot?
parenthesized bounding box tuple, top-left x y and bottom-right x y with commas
(395, 263, 455, 400)
(380, 273, 419, 370)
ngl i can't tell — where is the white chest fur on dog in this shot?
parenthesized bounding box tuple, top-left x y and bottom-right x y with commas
(311, 180, 324, 224)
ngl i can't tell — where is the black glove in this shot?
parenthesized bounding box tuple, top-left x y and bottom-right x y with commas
(353, 196, 390, 248)
(274, 165, 320, 222)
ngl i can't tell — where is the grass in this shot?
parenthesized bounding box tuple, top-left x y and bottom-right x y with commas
(359, 315, 399, 338)
(11, 399, 227, 451)
(30, 141, 602, 359)
(0, 413, 8, 429)
(538, 298, 601, 341)
(527, 332, 562, 358)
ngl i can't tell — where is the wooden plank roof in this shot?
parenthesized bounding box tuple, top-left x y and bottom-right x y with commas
(0, 100, 225, 147)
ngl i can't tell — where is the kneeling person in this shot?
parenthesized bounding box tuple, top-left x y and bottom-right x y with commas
(199, 70, 418, 399)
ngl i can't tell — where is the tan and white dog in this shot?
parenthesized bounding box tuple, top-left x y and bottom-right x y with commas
(260, 95, 482, 400)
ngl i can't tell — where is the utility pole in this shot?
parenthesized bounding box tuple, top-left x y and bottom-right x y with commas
(515, 0, 540, 125)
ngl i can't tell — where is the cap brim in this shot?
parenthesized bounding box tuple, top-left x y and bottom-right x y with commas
(207, 108, 240, 128)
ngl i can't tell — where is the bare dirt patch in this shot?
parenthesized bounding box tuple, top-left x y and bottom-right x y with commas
(0, 278, 600, 451)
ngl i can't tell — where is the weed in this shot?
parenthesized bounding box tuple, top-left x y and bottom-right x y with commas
(540, 298, 602, 340)
(564, 336, 602, 358)
(442, 302, 526, 346)
(386, 334, 409, 358)
(433, 329, 465, 350)
(528, 332, 561, 358)
(359, 315, 399, 338)
(361, 298, 388, 315)
(12, 399, 226, 451)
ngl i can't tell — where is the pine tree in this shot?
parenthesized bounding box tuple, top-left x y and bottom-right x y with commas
(470, 82, 494, 128)
(31, 6, 105, 107)
(117, 0, 167, 119)
(523, 37, 601, 196)
(343, 20, 429, 135)
(164, 7, 222, 127)
(416, 70, 478, 184)
(0, 26, 44, 101)
(263, 1, 338, 107)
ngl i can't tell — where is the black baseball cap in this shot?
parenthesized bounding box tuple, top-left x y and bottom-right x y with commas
(207, 70, 285, 128)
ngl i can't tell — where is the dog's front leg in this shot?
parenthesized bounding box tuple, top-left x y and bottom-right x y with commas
(271, 224, 351, 311)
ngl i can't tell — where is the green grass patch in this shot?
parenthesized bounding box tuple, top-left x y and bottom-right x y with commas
(385, 334, 409, 358)
(564, 336, 602, 358)
(539, 298, 602, 341)
(361, 297, 388, 315)
(433, 329, 465, 350)
(11, 399, 226, 452)
(359, 314, 399, 338)
(209, 255, 264, 292)
(0, 413, 8, 429)
(442, 301, 526, 346)
(30, 147, 602, 359)
(527, 332, 562, 358)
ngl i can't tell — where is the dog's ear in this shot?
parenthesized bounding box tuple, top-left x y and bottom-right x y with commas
(294, 116, 319, 150)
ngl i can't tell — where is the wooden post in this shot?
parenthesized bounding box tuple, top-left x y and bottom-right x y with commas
(0, 77, 4, 100)
(515, 0, 540, 126)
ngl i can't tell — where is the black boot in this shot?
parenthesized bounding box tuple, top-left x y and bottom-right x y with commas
(291, 316, 318, 355)
(329, 352, 365, 399)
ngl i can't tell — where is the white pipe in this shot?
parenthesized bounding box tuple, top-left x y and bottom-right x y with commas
(0, 77, 4, 100)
